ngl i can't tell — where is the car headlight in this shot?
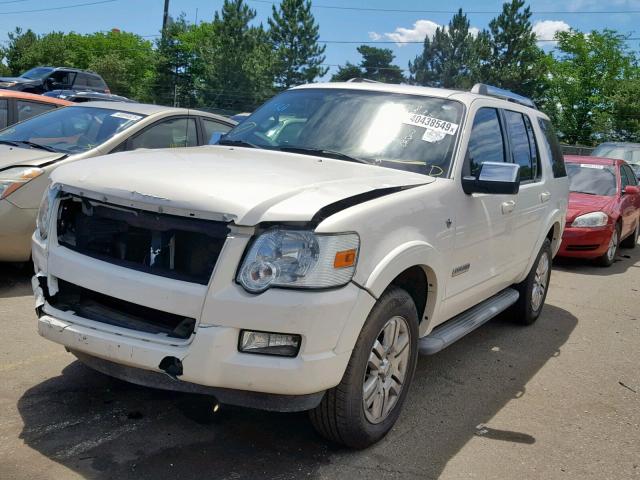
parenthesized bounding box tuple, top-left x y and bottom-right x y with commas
(571, 211, 609, 228)
(0, 81, 17, 87)
(237, 228, 359, 293)
(36, 184, 60, 241)
(0, 167, 44, 200)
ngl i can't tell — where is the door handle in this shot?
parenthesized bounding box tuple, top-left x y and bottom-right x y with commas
(540, 191, 551, 203)
(501, 200, 516, 214)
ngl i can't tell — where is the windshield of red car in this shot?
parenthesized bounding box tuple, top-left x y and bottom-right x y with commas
(566, 163, 617, 196)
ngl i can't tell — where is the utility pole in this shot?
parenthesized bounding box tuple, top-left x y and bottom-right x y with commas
(162, 0, 170, 39)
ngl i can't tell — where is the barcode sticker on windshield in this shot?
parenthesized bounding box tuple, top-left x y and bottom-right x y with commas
(111, 112, 142, 122)
(580, 164, 604, 169)
(403, 114, 459, 136)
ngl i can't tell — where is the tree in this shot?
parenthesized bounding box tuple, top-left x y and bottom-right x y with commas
(3, 28, 38, 75)
(482, 0, 547, 99)
(408, 9, 481, 89)
(609, 77, 640, 142)
(543, 29, 637, 144)
(331, 45, 404, 83)
(269, 0, 327, 87)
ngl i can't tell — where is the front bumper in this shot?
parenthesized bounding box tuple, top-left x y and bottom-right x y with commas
(0, 198, 37, 262)
(557, 225, 614, 259)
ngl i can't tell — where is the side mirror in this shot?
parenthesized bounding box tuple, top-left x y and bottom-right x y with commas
(462, 162, 520, 195)
(208, 132, 223, 145)
(623, 185, 639, 195)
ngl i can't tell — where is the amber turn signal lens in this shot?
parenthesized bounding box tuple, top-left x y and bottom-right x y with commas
(334, 248, 357, 269)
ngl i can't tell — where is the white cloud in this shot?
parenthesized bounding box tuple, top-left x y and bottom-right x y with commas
(532, 20, 571, 43)
(370, 19, 480, 47)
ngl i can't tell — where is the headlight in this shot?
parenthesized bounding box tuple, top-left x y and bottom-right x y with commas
(0, 167, 44, 200)
(237, 228, 359, 293)
(571, 211, 609, 228)
(36, 184, 59, 241)
(0, 81, 17, 87)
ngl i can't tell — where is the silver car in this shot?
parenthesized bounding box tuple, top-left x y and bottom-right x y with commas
(0, 102, 235, 262)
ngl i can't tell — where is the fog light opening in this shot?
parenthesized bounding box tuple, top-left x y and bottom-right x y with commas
(238, 330, 301, 357)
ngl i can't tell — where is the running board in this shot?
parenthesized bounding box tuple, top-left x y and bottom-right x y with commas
(418, 288, 519, 355)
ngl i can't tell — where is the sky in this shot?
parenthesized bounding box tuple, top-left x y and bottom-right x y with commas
(1, 0, 640, 79)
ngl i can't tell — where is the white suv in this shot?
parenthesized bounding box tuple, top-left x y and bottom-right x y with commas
(32, 81, 568, 448)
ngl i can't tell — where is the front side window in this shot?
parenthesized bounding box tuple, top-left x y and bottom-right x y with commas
(16, 100, 56, 122)
(538, 118, 566, 178)
(223, 88, 464, 177)
(0, 106, 145, 154)
(49, 71, 76, 88)
(623, 164, 638, 186)
(130, 117, 198, 150)
(465, 107, 505, 177)
(566, 163, 617, 196)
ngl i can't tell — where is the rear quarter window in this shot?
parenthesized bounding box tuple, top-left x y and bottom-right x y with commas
(537, 118, 566, 178)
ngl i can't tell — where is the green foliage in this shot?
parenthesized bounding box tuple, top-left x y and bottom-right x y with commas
(269, 0, 327, 87)
(481, 0, 547, 99)
(542, 29, 638, 144)
(332, 45, 404, 83)
(409, 9, 481, 89)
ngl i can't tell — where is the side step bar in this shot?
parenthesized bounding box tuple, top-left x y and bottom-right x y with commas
(418, 288, 519, 355)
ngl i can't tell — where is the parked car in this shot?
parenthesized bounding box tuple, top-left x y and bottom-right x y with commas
(0, 67, 109, 95)
(0, 102, 235, 262)
(557, 155, 640, 266)
(32, 82, 568, 448)
(0, 89, 71, 130)
(43, 90, 134, 103)
(592, 142, 640, 180)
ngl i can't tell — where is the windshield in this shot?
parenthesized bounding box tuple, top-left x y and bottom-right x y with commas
(21, 67, 54, 80)
(566, 163, 617, 196)
(592, 144, 640, 165)
(223, 88, 464, 177)
(0, 106, 145, 154)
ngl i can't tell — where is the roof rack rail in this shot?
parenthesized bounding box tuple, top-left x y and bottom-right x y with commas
(346, 78, 381, 83)
(471, 83, 537, 109)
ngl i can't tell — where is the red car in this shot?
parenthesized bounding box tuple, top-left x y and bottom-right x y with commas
(558, 155, 640, 266)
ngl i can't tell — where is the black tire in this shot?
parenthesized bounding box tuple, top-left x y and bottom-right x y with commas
(596, 224, 621, 267)
(511, 238, 552, 325)
(620, 223, 639, 249)
(309, 286, 419, 449)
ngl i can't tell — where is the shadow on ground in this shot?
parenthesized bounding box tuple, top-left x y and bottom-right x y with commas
(553, 241, 640, 276)
(16, 304, 577, 480)
(0, 262, 33, 298)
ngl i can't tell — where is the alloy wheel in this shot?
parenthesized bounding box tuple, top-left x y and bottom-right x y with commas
(531, 251, 550, 312)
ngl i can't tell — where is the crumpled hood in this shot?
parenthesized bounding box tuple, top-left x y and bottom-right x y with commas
(0, 145, 66, 170)
(566, 192, 616, 223)
(51, 145, 434, 225)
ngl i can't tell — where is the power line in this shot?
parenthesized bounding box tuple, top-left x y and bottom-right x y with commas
(247, 0, 640, 15)
(0, 0, 116, 15)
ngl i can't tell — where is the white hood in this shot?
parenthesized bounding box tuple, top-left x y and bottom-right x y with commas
(51, 146, 434, 225)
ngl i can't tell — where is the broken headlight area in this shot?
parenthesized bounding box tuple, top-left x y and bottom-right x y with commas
(56, 195, 229, 285)
(45, 279, 196, 339)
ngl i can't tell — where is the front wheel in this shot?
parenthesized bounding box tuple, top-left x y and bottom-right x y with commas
(511, 238, 552, 325)
(596, 225, 620, 267)
(309, 287, 419, 449)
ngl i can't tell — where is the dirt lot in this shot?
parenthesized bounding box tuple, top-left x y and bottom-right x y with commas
(0, 247, 638, 480)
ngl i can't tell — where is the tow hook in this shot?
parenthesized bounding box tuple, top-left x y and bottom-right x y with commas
(159, 356, 183, 381)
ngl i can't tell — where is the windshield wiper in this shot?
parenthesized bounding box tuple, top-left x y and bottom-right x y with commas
(218, 138, 257, 149)
(277, 146, 371, 164)
(16, 141, 58, 153)
(0, 140, 22, 147)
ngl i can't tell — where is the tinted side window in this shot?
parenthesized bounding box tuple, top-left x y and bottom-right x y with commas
(0, 99, 7, 129)
(466, 108, 505, 177)
(504, 110, 535, 181)
(624, 165, 639, 186)
(202, 118, 231, 142)
(538, 118, 566, 177)
(130, 117, 198, 150)
(49, 71, 76, 87)
(88, 75, 106, 89)
(73, 73, 90, 88)
(17, 100, 56, 122)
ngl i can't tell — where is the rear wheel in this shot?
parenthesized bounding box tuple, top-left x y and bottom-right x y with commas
(596, 225, 620, 267)
(511, 238, 552, 325)
(620, 223, 638, 249)
(309, 287, 419, 449)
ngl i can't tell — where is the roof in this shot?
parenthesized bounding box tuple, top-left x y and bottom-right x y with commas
(595, 142, 640, 149)
(292, 81, 546, 116)
(0, 89, 72, 106)
(564, 155, 618, 166)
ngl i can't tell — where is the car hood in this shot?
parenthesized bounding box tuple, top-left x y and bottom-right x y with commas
(51, 146, 434, 225)
(0, 76, 37, 84)
(566, 192, 616, 223)
(0, 145, 67, 170)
